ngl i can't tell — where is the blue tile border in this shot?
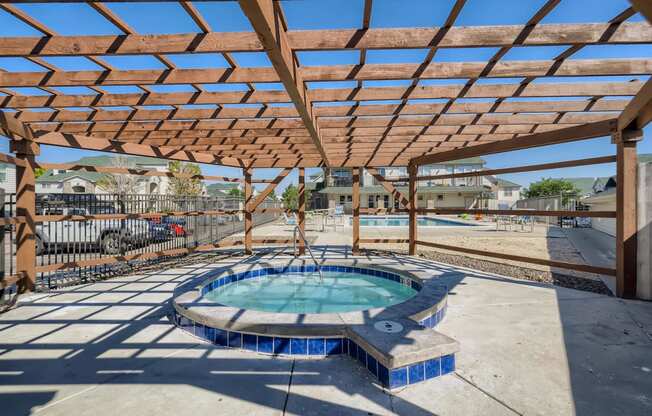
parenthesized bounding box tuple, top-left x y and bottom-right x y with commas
(172, 309, 455, 390)
(418, 303, 448, 328)
(200, 265, 422, 296)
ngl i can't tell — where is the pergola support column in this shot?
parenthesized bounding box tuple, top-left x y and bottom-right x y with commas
(614, 129, 642, 298)
(408, 164, 417, 256)
(298, 167, 306, 255)
(11, 137, 39, 293)
(244, 168, 253, 255)
(352, 167, 361, 255)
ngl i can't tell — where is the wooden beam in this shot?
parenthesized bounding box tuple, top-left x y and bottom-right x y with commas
(0, 67, 279, 87)
(11, 134, 39, 293)
(408, 164, 417, 255)
(616, 134, 638, 298)
(618, 77, 652, 130)
(411, 119, 617, 166)
(247, 168, 291, 212)
(298, 167, 306, 255)
(25, 111, 617, 135)
(0, 111, 33, 140)
(239, 0, 329, 166)
(366, 168, 410, 208)
(12, 98, 630, 124)
(287, 22, 652, 50)
(30, 130, 245, 167)
(0, 59, 649, 88)
(417, 240, 616, 276)
(0, 151, 27, 167)
(244, 168, 253, 255)
(0, 81, 642, 109)
(0, 23, 649, 57)
(36, 162, 242, 182)
(352, 167, 361, 256)
(34, 239, 245, 273)
(629, 0, 652, 23)
(413, 155, 617, 182)
(298, 59, 652, 82)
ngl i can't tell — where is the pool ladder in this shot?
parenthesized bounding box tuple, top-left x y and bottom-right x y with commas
(292, 225, 323, 282)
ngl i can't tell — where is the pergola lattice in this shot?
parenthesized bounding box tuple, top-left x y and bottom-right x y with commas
(1, 0, 651, 299)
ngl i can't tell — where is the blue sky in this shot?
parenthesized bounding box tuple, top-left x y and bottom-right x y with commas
(0, 0, 651, 190)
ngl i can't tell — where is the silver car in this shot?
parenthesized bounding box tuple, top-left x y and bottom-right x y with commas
(36, 207, 151, 255)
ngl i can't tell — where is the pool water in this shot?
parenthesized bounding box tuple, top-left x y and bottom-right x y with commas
(357, 216, 474, 227)
(203, 271, 417, 314)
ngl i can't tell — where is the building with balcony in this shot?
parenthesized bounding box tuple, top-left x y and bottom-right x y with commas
(315, 158, 516, 212)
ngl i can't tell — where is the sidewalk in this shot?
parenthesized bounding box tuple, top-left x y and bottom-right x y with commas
(563, 228, 617, 293)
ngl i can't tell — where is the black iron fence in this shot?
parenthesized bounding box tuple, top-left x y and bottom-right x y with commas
(2, 193, 281, 290)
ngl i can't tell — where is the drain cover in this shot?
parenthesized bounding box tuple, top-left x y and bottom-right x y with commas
(374, 320, 404, 334)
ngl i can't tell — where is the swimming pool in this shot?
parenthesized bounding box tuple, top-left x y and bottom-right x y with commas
(356, 216, 475, 227)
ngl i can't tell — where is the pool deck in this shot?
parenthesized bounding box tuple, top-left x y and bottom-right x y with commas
(1, 248, 651, 415)
(244, 217, 610, 280)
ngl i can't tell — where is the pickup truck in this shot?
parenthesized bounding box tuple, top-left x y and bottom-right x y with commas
(35, 207, 152, 255)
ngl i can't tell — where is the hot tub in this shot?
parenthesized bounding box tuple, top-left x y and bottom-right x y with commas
(172, 261, 458, 390)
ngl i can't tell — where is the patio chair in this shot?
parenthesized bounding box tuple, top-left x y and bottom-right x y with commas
(283, 212, 297, 226)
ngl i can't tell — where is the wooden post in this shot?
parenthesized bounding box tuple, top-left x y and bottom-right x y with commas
(298, 167, 306, 255)
(408, 164, 417, 255)
(244, 167, 253, 255)
(352, 167, 360, 255)
(11, 138, 39, 293)
(615, 131, 640, 298)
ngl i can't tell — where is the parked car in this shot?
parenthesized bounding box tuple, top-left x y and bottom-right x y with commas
(35, 206, 152, 255)
(159, 217, 188, 237)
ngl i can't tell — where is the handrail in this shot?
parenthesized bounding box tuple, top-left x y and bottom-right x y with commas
(292, 225, 323, 282)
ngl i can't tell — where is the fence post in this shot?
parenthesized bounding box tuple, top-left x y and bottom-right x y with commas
(409, 163, 417, 255)
(298, 168, 306, 255)
(614, 130, 641, 298)
(11, 137, 39, 293)
(244, 168, 253, 255)
(352, 167, 360, 255)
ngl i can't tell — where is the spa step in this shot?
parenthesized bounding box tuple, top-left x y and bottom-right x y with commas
(346, 318, 459, 389)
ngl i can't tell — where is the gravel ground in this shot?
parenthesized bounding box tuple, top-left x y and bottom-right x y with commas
(363, 247, 612, 295)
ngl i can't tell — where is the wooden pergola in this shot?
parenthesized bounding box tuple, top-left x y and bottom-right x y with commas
(0, 0, 651, 298)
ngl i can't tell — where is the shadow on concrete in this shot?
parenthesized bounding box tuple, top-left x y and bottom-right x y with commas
(1, 246, 650, 415)
(0, 250, 444, 415)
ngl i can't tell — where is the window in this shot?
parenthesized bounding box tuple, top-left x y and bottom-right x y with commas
(340, 195, 346, 204)
(368, 195, 375, 208)
(383, 195, 389, 208)
(347, 195, 352, 202)
(504, 189, 513, 197)
(72, 185, 86, 193)
(437, 195, 444, 201)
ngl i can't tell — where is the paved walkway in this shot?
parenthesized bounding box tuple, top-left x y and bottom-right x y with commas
(563, 228, 617, 293)
(1, 248, 651, 415)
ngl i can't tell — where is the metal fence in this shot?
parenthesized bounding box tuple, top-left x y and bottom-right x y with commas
(2, 192, 281, 290)
(514, 195, 589, 225)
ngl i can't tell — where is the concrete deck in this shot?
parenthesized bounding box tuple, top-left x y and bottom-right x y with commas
(1, 248, 651, 415)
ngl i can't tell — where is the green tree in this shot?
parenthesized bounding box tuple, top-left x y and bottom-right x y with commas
(168, 161, 203, 196)
(34, 167, 47, 178)
(282, 184, 310, 211)
(524, 178, 580, 204)
(228, 187, 242, 198)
